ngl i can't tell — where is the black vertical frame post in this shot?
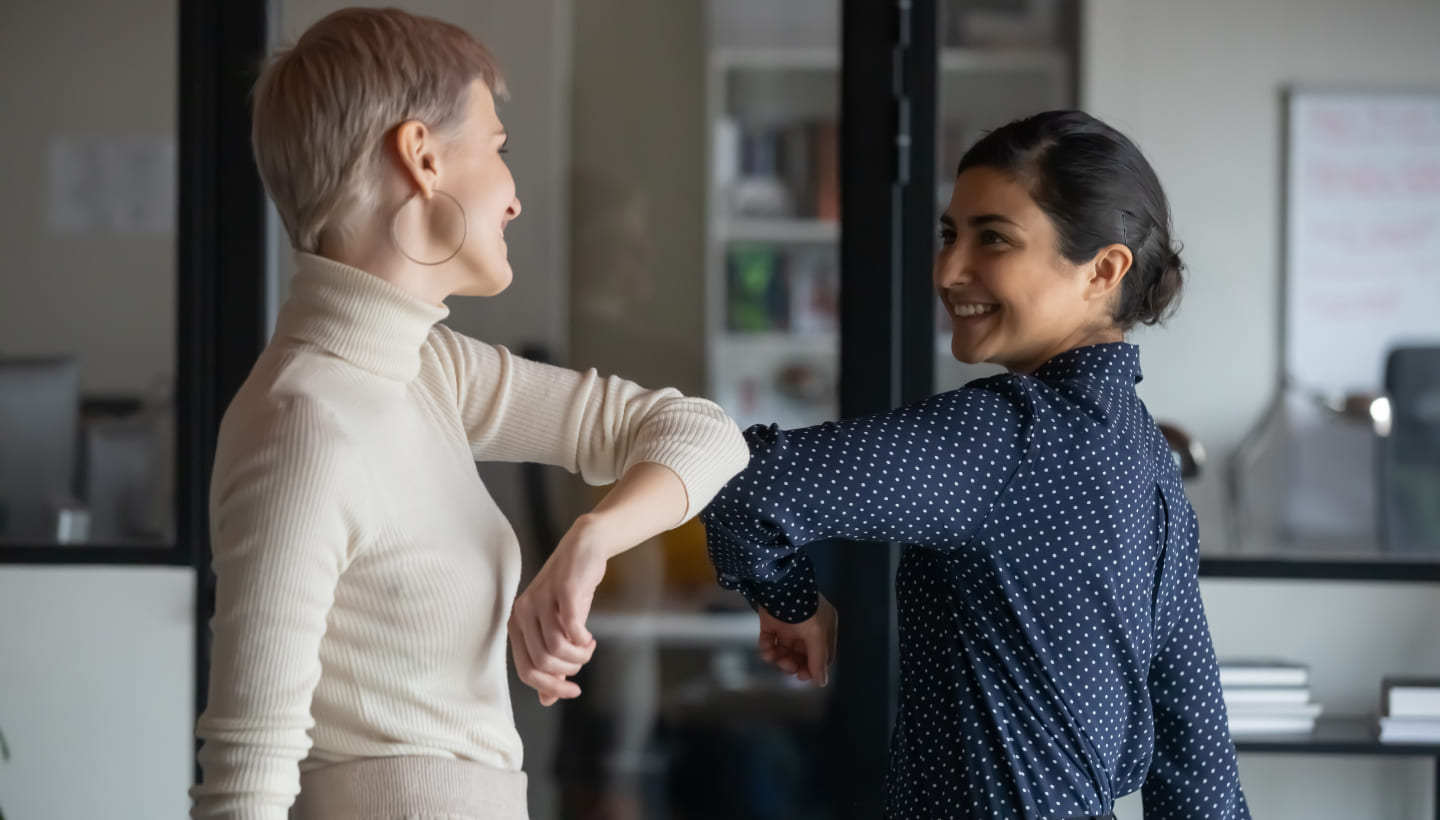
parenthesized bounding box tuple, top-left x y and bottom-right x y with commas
(178, 0, 271, 783)
(830, 0, 937, 816)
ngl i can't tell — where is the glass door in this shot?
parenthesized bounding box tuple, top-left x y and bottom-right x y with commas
(0, 0, 183, 558)
(557, 2, 842, 818)
(931, 0, 1080, 394)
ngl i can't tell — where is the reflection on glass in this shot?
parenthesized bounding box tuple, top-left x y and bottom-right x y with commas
(709, 52, 841, 431)
(556, 1, 839, 818)
(933, 0, 1078, 394)
(0, 1, 177, 546)
(1221, 90, 1440, 563)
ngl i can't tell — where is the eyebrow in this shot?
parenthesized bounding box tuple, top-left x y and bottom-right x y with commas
(939, 213, 1022, 229)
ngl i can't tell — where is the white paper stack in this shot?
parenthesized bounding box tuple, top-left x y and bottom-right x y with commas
(1220, 659, 1321, 736)
(1379, 678, 1440, 744)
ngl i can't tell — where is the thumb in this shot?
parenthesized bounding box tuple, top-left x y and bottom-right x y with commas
(803, 627, 829, 687)
(558, 583, 595, 645)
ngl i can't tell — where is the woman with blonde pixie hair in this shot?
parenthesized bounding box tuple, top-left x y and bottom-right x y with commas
(191, 7, 748, 820)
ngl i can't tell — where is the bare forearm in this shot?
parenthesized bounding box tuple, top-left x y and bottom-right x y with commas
(511, 461, 690, 703)
(576, 461, 689, 561)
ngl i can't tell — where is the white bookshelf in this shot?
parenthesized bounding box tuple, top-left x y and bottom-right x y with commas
(703, 33, 1070, 429)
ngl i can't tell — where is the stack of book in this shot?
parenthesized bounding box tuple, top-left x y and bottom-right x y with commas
(716, 118, 839, 221)
(1379, 677, 1440, 743)
(724, 244, 838, 334)
(1220, 659, 1323, 736)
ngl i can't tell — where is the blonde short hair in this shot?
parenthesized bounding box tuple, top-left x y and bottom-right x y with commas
(252, 7, 506, 252)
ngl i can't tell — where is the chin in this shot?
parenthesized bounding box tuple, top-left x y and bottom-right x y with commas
(949, 338, 985, 365)
(457, 264, 513, 297)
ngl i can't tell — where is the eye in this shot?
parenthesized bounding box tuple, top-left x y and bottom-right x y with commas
(939, 227, 957, 246)
(979, 229, 1007, 246)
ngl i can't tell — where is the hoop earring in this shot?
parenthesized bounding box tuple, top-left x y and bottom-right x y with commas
(390, 189, 468, 266)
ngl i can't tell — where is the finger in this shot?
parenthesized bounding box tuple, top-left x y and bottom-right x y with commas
(522, 611, 585, 678)
(530, 671, 581, 704)
(787, 635, 814, 679)
(539, 607, 596, 665)
(804, 629, 830, 687)
(771, 645, 805, 675)
(514, 637, 581, 703)
(511, 621, 573, 701)
(758, 629, 779, 661)
(557, 588, 594, 645)
(760, 641, 795, 671)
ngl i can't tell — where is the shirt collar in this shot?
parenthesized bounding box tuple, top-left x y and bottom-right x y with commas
(1033, 342, 1143, 387)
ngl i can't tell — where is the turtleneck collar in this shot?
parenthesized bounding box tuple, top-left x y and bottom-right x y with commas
(273, 252, 450, 382)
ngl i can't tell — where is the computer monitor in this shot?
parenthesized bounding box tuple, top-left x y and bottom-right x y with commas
(0, 356, 80, 540)
(1381, 346, 1440, 555)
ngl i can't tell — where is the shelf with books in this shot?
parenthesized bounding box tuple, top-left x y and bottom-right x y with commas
(1380, 677, 1440, 745)
(716, 218, 839, 244)
(1221, 658, 1324, 737)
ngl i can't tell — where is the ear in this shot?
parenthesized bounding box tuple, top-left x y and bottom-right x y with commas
(1087, 243, 1132, 303)
(391, 120, 441, 199)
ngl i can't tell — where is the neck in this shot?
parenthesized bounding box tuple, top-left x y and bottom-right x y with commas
(318, 217, 457, 308)
(278, 253, 450, 383)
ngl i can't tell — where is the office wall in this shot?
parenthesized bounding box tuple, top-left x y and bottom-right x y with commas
(0, 0, 176, 396)
(0, 4, 194, 817)
(1083, 0, 1440, 817)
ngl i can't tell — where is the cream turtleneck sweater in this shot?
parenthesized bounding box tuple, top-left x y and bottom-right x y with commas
(192, 254, 749, 819)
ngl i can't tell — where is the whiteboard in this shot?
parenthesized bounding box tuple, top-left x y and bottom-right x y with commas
(1285, 89, 1440, 396)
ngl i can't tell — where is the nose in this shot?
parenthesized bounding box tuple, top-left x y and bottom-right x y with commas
(933, 245, 970, 291)
(507, 196, 522, 221)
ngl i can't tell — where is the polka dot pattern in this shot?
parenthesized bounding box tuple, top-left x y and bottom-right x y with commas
(701, 343, 1249, 819)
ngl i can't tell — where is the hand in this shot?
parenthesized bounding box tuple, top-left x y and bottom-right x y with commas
(757, 594, 837, 686)
(509, 516, 607, 706)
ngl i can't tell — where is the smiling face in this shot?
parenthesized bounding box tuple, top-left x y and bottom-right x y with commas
(935, 166, 1129, 373)
(436, 79, 522, 296)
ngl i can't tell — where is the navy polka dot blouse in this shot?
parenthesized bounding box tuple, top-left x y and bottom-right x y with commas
(701, 343, 1249, 819)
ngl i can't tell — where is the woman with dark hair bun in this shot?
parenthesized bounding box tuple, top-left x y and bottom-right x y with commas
(534, 110, 1249, 818)
(691, 111, 1249, 819)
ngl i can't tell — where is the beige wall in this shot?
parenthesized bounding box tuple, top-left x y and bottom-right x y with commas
(1084, 0, 1440, 817)
(568, 0, 707, 395)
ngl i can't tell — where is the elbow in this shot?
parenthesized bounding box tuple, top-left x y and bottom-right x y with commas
(721, 418, 751, 479)
(666, 395, 752, 479)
